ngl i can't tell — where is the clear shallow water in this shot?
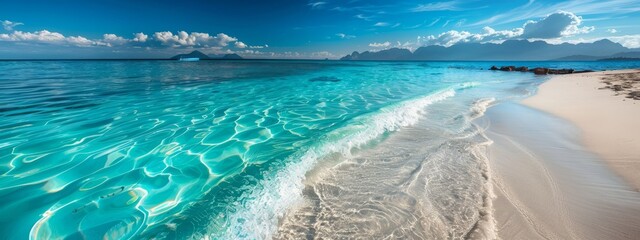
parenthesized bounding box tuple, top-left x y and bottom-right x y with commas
(0, 60, 639, 239)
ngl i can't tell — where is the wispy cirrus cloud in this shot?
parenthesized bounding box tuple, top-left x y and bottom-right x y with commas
(2, 20, 23, 31)
(354, 14, 373, 21)
(308, 1, 327, 9)
(472, 0, 640, 26)
(442, 20, 451, 28)
(335, 33, 356, 39)
(427, 18, 441, 27)
(374, 22, 390, 27)
(411, 1, 465, 12)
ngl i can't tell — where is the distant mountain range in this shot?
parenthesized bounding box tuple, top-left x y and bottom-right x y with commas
(553, 52, 640, 61)
(170, 50, 243, 60)
(340, 39, 640, 61)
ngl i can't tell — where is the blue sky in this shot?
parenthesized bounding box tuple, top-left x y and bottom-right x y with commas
(1, 0, 639, 59)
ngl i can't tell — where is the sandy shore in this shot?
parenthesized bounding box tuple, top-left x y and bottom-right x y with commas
(483, 69, 640, 239)
(522, 69, 640, 189)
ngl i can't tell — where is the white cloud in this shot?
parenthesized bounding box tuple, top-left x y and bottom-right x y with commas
(418, 26, 524, 47)
(308, 1, 326, 9)
(411, 1, 463, 12)
(152, 31, 238, 47)
(607, 35, 640, 48)
(607, 28, 618, 34)
(133, 32, 148, 42)
(235, 41, 247, 48)
(355, 14, 373, 21)
(417, 11, 594, 47)
(374, 22, 389, 27)
(472, 0, 640, 27)
(67, 36, 95, 46)
(0, 21, 272, 56)
(0, 30, 66, 42)
(0, 29, 105, 47)
(521, 11, 594, 39)
(336, 33, 355, 39)
(369, 41, 391, 48)
(101, 34, 128, 46)
(2, 20, 23, 31)
(213, 33, 238, 46)
(427, 18, 441, 27)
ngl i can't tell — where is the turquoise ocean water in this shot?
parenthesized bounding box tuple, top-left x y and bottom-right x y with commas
(1, 60, 639, 239)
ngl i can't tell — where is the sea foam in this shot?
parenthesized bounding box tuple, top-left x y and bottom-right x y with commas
(202, 88, 457, 239)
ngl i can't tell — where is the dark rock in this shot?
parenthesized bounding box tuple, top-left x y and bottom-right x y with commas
(500, 66, 516, 71)
(533, 68, 549, 75)
(628, 91, 640, 97)
(490, 66, 499, 70)
(613, 85, 623, 91)
(515, 66, 528, 72)
(548, 68, 574, 74)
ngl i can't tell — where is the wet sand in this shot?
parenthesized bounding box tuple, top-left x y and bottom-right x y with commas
(483, 103, 640, 239)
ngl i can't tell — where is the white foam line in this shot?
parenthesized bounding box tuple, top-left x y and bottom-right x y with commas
(202, 87, 460, 239)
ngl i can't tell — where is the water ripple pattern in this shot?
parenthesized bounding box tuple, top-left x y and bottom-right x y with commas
(2, 60, 622, 239)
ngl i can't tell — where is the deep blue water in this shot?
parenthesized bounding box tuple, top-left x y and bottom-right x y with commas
(1, 60, 639, 239)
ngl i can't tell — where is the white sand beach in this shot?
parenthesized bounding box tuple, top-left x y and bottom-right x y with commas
(486, 70, 640, 239)
(524, 69, 640, 189)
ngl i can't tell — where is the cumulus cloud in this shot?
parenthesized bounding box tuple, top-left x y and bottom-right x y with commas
(0, 30, 66, 42)
(67, 36, 95, 46)
(213, 33, 237, 46)
(0, 29, 104, 47)
(2, 20, 23, 31)
(369, 41, 391, 48)
(417, 11, 594, 47)
(607, 29, 618, 34)
(235, 41, 247, 48)
(418, 27, 523, 47)
(152, 31, 238, 47)
(521, 11, 594, 39)
(101, 34, 128, 46)
(133, 32, 148, 42)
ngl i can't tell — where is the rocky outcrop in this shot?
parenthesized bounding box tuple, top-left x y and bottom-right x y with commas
(491, 66, 585, 75)
(532, 68, 549, 75)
